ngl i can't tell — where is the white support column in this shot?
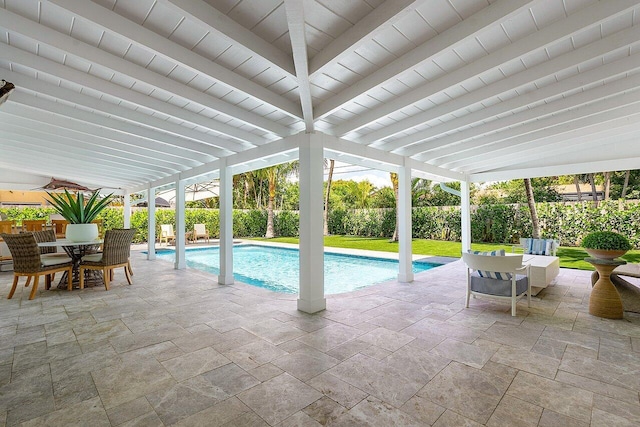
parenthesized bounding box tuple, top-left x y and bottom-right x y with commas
(398, 161, 413, 283)
(297, 133, 326, 313)
(123, 190, 131, 229)
(218, 158, 234, 285)
(147, 187, 156, 260)
(461, 180, 472, 252)
(175, 180, 186, 270)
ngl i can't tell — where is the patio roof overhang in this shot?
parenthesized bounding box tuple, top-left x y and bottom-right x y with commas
(0, 0, 639, 191)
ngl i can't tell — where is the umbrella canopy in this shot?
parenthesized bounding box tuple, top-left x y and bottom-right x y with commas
(135, 197, 171, 208)
(158, 182, 219, 203)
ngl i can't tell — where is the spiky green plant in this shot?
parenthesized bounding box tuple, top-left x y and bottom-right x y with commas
(46, 190, 113, 224)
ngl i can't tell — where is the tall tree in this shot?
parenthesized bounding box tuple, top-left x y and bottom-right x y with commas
(621, 170, 631, 199)
(573, 175, 582, 201)
(323, 159, 334, 236)
(390, 172, 399, 242)
(588, 173, 598, 205)
(257, 162, 298, 238)
(524, 178, 541, 239)
(603, 171, 611, 200)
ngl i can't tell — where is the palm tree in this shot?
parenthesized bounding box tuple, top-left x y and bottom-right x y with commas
(390, 172, 399, 242)
(524, 178, 540, 239)
(256, 162, 299, 238)
(324, 159, 335, 236)
(573, 175, 582, 201)
(621, 170, 631, 199)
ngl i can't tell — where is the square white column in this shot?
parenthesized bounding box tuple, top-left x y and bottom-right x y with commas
(461, 180, 472, 252)
(297, 133, 326, 313)
(175, 180, 186, 270)
(123, 190, 131, 229)
(398, 162, 413, 283)
(147, 187, 156, 260)
(218, 159, 234, 285)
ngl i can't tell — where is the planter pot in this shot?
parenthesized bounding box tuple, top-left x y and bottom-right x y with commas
(65, 223, 99, 242)
(584, 248, 628, 260)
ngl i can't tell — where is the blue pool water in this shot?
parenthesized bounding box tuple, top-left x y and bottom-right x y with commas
(154, 244, 441, 294)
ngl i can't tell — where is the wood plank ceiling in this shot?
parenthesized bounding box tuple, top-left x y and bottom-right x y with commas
(0, 0, 639, 191)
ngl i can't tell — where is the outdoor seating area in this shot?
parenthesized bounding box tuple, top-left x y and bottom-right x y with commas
(0, 251, 638, 425)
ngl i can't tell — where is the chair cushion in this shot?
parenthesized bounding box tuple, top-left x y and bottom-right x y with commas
(468, 249, 511, 280)
(41, 256, 72, 266)
(81, 253, 103, 262)
(470, 272, 528, 297)
(524, 238, 557, 256)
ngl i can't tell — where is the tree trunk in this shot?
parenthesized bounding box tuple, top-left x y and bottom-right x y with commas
(621, 170, 630, 199)
(265, 177, 276, 238)
(604, 172, 611, 200)
(524, 178, 541, 239)
(390, 172, 399, 242)
(589, 173, 598, 206)
(574, 175, 582, 201)
(323, 159, 334, 236)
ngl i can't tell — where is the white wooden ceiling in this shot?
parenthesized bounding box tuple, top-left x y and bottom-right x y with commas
(0, 0, 639, 191)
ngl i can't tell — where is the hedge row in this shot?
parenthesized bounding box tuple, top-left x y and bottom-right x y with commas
(3, 200, 640, 247)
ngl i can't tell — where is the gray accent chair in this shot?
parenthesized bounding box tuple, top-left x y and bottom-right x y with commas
(462, 252, 531, 316)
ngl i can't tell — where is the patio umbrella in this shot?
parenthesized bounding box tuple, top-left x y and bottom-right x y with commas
(157, 182, 219, 203)
(134, 197, 171, 207)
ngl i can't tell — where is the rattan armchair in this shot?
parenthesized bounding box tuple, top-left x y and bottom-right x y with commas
(79, 229, 136, 291)
(0, 233, 72, 300)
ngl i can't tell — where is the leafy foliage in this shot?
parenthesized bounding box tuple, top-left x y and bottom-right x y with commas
(46, 190, 113, 224)
(581, 231, 631, 250)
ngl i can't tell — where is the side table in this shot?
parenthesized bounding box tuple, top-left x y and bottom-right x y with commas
(586, 257, 626, 319)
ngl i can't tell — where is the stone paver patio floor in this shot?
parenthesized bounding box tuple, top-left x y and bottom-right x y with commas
(0, 250, 638, 426)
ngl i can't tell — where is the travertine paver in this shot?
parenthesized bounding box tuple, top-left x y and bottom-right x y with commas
(0, 249, 638, 426)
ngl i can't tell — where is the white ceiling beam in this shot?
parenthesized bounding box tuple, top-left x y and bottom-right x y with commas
(0, 103, 210, 164)
(467, 126, 640, 176)
(159, 0, 295, 79)
(129, 134, 302, 193)
(317, 132, 464, 181)
(441, 102, 640, 171)
(309, 0, 421, 78)
(284, 0, 314, 131)
(0, 115, 197, 167)
(1, 43, 258, 149)
(3, 70, 233, 158)
(315, 0, 538, 120)
(5, 93, 224, 160)
(373, 53, 640, 152)
(48, 0, 302, 120)
(0, 124, 186, 172)
(0, 9, 289, 137)
(0, 146, 152, 185)
(410, 69, 640, 160)
(335, 0, 639, 136)
(0, 135, 174, 178)
(470, 156, 640, 183)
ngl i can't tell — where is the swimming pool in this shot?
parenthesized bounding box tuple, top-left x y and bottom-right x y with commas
(154, 244, 441, 294)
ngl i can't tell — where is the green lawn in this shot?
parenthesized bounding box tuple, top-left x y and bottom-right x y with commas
(248, 235, 640, 271)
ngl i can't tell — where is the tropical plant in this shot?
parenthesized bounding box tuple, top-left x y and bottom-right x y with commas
(581, 231, 631, 251)
(46, 190, 113, 224)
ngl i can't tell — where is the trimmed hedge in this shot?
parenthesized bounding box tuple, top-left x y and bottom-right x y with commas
(3, 200, 640, 247)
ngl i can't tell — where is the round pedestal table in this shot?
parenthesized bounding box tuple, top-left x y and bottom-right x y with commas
(586, 257, 626, 319)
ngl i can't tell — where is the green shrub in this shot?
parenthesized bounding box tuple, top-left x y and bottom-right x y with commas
(581, 231, 631, 250)
(274, 211, 299, 237)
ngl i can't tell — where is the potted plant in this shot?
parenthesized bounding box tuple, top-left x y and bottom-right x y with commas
(581, 231, 631, 260)
(46, 190, 113, 242)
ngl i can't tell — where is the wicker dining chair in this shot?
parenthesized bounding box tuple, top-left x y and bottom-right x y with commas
(79, 229, 136, 291)
(0, 233, 73, 300)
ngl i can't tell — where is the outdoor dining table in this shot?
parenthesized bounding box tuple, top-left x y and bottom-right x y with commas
(37, 239, 103, 288)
